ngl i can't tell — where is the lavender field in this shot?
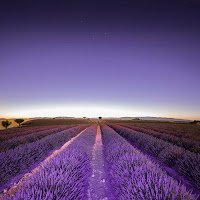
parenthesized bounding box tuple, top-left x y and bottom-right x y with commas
(0, 120, 199, 200)
(1, 0, 200, 198)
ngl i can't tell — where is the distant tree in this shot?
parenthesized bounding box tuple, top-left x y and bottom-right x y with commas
(135, 118, 140, 120)
(14, 118, 24, 126)
(83, 117, 87, 119)
(99, 117, 102, 120)
(2, 120, 12, 129)
(190, 120, 200, 124)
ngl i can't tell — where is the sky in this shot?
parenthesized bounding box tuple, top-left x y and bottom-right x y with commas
(0, 0, 200, 119)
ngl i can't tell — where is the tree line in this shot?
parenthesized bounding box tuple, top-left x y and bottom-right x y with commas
(1, 119, 24, 129)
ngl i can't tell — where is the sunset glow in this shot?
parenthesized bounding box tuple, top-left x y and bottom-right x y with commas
(0, 1, 200, 120)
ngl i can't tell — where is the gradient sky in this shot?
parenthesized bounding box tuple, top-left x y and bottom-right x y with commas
(1, 0, 200, 119)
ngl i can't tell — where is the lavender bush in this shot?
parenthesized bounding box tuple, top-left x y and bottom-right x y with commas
(0, 126, 62, 141)
(0, 125, 86, 190)
(101, 124, 197, 200)
(177, 152, 200, 188)
(4, 125, 97, 200)
(0, 125, 75, 151)
(109, 124, 200, 189)
(119, 124, 200, 153)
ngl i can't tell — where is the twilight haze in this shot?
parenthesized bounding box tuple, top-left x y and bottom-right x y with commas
(0, 0, 200, 119)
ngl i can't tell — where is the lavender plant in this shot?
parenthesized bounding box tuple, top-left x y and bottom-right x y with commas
(0, 126, 65, 141)
(109, 124, 200, 189)
(0, 125, 75, 151)
(101, 124, 197, 200)
(0, 125, 86, 191)
(119, 124, 200, 153)
(4, 125, 97, 200)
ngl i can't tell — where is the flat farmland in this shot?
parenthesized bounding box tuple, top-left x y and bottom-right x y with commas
(21, 118, 93, 126)
(0, 119, 32, 130)
(105, 119, 200, 141)
(0, 119, 199, 199)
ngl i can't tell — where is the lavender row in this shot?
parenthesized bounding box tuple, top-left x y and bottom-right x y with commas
(109, 124, 200, 189)
(101, 124, 197, 200)
(0, 126, 54, 136)
(119, 123, 200, 153)
(0, 126, 63, 141)
(128, 123, 198, 139)
(4, 125, 97, 200)
(0, 125, 87, 192)
(0, 125, 75, 152)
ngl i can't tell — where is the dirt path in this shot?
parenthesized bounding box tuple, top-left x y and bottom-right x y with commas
(88, 125, 114, 200)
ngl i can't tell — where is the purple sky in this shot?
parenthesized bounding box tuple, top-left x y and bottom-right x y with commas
(1, 0, 200, 119)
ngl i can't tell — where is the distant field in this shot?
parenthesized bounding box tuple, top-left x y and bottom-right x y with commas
(0, 119, 32, 130)
(22, 118, 93, 126)
(0, 118, 93, 130)
(105, 119, 200, 141)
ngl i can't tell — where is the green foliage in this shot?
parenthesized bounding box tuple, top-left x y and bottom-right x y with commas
(190, 120, 200, 124)
(14, 118, 24, 126)
(2, 120, 12, 129)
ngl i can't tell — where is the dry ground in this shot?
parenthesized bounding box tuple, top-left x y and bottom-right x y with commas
(0, 119, 32, 130)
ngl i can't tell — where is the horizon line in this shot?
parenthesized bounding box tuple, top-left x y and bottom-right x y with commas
(0, 116, 199, 121)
